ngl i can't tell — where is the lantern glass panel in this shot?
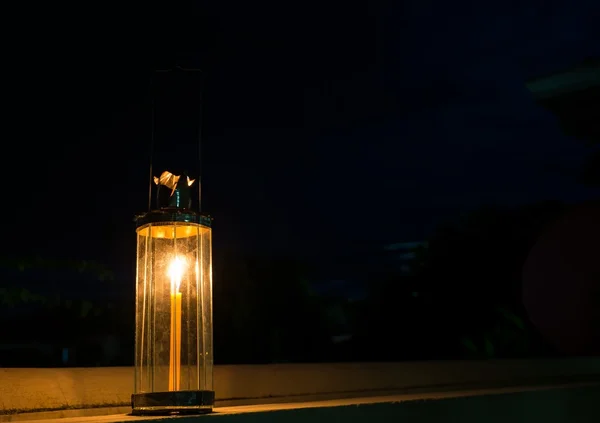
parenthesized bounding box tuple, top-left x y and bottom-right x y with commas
(134, 221, 213, 407)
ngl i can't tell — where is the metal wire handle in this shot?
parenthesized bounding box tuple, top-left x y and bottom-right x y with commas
(149, 66, 203, 212)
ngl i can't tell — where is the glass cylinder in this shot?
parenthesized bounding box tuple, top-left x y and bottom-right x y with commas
(132, 210, 214, 415)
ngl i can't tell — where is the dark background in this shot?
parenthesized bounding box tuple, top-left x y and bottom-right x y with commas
(1, 1, 599, 365)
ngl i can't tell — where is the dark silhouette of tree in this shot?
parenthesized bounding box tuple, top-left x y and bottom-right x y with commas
(581, 149, 600, 186)
(350, 202, 566, 361)
(213, 252, 330, 364)
(351, 269, 432, 361)
(0, 256, 130, 366)
(412, 201, 566, 358)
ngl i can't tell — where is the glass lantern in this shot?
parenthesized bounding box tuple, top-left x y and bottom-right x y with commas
(132, 171, 214, 415)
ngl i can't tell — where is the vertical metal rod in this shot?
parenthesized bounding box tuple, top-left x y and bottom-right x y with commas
(197, 74, 203, 213)
(148, 75, 156, 211)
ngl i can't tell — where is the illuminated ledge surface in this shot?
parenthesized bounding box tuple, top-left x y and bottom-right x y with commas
(2, 360, 600, 422)
(10, 383, 600, 423)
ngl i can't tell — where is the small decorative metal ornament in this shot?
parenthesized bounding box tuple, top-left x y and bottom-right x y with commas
(132, 171, 214, 415)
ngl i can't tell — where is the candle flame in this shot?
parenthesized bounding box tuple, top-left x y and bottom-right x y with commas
(168, 256, 186, 293)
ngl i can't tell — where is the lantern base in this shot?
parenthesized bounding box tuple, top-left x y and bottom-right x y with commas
(131, 390, 215, 415)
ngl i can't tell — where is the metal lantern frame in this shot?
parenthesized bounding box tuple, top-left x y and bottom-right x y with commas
(134, 66, 210, 415)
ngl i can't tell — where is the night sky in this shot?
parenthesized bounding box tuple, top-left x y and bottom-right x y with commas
(8, 1, 600, 279)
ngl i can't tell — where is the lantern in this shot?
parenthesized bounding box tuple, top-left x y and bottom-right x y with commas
(132, 171, 214, 415)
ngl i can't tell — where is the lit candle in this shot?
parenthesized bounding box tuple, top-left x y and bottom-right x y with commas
(168, 256, 185, 391)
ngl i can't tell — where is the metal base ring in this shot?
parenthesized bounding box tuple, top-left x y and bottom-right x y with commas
(131, 390, 215, 415)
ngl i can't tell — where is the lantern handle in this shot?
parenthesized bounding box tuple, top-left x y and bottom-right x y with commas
(149, 67, 204, 212)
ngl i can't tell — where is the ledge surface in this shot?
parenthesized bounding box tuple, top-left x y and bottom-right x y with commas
(7, 383, 600, 423)
(1, 359, 600, 421)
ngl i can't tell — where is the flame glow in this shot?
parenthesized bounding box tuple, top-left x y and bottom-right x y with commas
(168, 256, 186, 293)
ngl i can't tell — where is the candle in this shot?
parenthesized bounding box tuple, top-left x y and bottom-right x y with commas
(168, 256, 185, 391)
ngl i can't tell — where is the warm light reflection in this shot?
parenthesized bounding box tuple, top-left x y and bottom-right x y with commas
(138, 224, 207, 239)
(168, 256, 186, 293)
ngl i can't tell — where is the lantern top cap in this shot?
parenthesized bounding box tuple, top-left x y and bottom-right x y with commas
(135, 208, 212, 228)
(153, 170, 196, 209)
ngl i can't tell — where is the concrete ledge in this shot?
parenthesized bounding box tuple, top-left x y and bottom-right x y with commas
(1, 359, 600, 420)
(9, 383, 600, 423)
